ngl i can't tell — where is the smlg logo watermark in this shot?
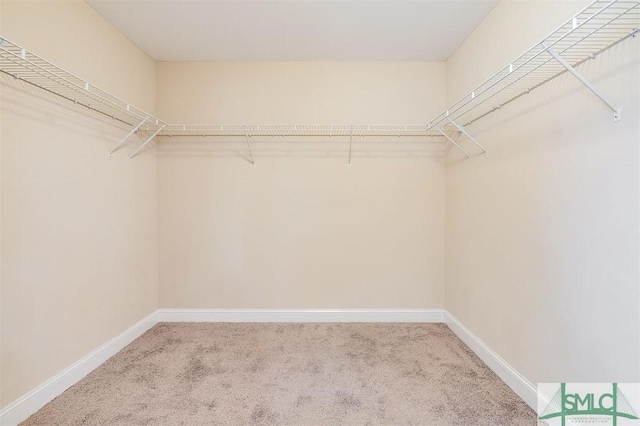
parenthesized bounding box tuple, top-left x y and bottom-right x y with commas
(538, 383, 640, 426)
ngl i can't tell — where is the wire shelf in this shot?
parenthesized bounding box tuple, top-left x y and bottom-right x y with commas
(0, 0, 637, 159)
(160, 124, 442, 138)
(0, 36, 441, 141)
(428, 0, 640, 132)
(0, 37, 166, 132)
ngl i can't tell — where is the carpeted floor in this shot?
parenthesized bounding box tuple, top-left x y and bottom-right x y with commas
(22, 323, 536, 425)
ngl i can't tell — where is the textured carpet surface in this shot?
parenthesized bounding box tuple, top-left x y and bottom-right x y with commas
(22, 323, 536, 425)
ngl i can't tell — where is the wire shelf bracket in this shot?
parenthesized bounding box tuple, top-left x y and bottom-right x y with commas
(129, 125, 166, 160)
(109, 116, 149, 156)
(244, 126, 255, 165)
(542, 43, 621, 121)
(348, 126, 354, 165)
(445, 115, 488, 157)
(435, 126, 472, 159)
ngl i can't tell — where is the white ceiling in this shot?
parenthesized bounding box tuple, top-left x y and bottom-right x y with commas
(86, 0, 499, 62)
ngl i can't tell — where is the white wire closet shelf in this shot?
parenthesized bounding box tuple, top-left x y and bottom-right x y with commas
(428, 0, 640, 157)
(161, 124, 441, 138)
(0, 38, 166, 131)
(0, 0, 638, 160)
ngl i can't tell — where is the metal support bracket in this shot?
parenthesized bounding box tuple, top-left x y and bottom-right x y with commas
(110, 116, 149, 156)
(348, 127, 354, 165)
(244, 126, 255, 165)
(435, 126, 471, 159)
(542, 44, 620, 122)
(129, 125, 165, 160)
(445, 117, 488, 155)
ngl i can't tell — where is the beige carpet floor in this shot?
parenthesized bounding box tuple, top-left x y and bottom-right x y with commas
(22, 323, 536, 425)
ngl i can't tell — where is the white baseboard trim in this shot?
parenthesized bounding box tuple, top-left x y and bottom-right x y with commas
(0, 311, 158, 426)
(444, 310, 537, 410)
(157, 308, 445, 323)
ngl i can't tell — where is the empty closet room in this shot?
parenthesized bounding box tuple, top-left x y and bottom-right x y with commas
(0, 0, 639, 424)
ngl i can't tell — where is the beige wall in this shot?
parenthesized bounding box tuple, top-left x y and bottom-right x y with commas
(445, 0, 640, 385)
(3, 0, 639, 414)
(156, 62, 447, 308)
(0, 0, 158, 408)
